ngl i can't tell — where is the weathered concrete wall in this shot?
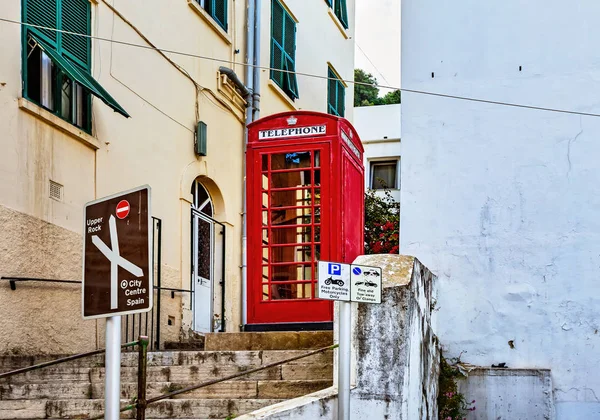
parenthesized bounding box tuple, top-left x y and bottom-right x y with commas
(351, 254, 438, 420)
(458, 368, 555, 420)
(401, 0, 600, 417)
(237, 254, 439, 420)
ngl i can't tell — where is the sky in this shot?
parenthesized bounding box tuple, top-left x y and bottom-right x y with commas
(354, 0, 401, 95)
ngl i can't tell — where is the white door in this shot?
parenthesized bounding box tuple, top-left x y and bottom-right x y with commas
(192, 211, 214, 333)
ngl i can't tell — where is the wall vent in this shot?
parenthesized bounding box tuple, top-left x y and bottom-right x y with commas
(49, 180, 63, 201)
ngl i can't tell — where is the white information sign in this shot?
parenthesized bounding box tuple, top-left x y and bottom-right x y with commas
(317, 261, 382, 304)
(317, 261, 350, 301)
(350, 264, 382, 304)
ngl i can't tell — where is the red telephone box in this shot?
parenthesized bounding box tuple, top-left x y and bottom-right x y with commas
(246, 111, 364, 329)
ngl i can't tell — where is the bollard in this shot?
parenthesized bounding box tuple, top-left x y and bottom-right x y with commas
(136, 336, 149, 420)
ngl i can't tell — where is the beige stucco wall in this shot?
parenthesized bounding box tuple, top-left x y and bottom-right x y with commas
(0, 0, 355, 355)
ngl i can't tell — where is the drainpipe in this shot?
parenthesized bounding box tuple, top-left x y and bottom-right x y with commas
(243, 0, 256, 329)
(221, 0, 259, 330)
(252, 0, 261, 121)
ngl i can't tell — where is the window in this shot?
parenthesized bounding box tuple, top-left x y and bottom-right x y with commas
(370, 159, 399, 190)
(327, 66, 345, 117)
(196, 0, 228, 31)
(325, 0, 349, 29)
(270, 0, 299, 100)
(22, 0, 128, 133)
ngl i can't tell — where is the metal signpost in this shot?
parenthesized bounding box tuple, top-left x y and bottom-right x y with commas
(317, 261, 382, 420)
(83, 186, 152, 420)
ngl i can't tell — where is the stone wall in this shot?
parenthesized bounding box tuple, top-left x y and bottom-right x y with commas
(237, 254, 439, 420)
(0, 205, 95, 355)
(0, 204, 181, 355)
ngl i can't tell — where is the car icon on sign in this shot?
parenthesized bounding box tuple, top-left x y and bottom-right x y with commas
(364, 281, 378, 287)
(325, 277, 345, 286)
(363, 270, 380, 277)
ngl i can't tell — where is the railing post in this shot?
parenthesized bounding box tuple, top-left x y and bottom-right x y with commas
(136, 336, 149, 420)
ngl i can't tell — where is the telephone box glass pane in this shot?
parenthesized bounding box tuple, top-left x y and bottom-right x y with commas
(263, 150, 321, 301)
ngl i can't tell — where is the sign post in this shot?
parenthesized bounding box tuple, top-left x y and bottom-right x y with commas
(317, 261, 382, 420)
(82, 186, 152, 420)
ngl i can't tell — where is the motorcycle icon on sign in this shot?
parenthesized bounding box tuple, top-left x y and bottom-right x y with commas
(325, 277, 345, 286)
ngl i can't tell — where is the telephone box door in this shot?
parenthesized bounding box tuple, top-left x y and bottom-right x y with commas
(248, 144, 333, 324)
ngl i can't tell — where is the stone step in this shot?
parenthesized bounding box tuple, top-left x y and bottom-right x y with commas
(0, 398, 283, 419)
(204, 331, 333, 351)
(0, 361, 333, 385)
(0, 349, 333, 369)
(0, 379, 332, 401)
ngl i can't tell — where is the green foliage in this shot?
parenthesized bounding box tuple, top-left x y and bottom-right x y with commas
(364, 187, 399, 254)
(354, 69, 401, 107)
(380, 89, 401, 105)
(438, 356, 476, 420)
(354, 69, 380, 107)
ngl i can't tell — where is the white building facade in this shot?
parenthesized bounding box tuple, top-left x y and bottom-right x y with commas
(354, 104, 401, 202)
(402, 1, 600, 418)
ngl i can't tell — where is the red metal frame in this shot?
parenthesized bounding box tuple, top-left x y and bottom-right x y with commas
(247, 112, 364, 326)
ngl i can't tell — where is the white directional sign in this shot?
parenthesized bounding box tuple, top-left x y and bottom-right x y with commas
(350, 264, 382, 304)
(317, 261, 382, 304)
(317, 261, 350, 301)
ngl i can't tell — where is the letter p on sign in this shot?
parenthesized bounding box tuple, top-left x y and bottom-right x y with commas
(328, 263, 342, 275)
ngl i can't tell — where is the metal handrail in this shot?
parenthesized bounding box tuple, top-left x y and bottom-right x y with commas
(92, 343, 339, 420)
(0, 276, 80, 290)
(1, 276, 191, 294)
(0, 340, 140, 380)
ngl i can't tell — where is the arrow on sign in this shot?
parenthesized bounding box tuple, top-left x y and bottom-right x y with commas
(92, 215, 143, 309)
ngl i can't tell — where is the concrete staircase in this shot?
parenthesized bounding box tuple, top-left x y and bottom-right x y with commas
(0, 331, 333, 419)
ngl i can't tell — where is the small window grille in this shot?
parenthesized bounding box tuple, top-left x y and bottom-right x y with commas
(49, 180, 63, 200)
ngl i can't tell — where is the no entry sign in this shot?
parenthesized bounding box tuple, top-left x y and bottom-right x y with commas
(116, 200, 130, 219)
(82, 186, 152, 319)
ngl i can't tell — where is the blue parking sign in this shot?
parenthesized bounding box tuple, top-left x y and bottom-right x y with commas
(328, 263, 342, 275)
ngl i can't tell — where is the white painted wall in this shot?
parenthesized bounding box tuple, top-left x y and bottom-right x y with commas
(401, 1, 600, 418)
(354, 104, 401, 202)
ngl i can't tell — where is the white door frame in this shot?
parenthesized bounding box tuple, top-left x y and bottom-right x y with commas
(192, 209, 214, 333)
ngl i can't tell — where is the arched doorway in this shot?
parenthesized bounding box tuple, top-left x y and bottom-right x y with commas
(191, 179, 225, 332)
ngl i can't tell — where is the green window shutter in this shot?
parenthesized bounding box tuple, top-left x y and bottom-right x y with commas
(31, 33, 130, 118)
(212, 0, 228, 31)
(335, 0, 349, 29)
(327, 68, 335, 115)
(270, 0, 285, 89)
(327, 67, 345, 117)
(337, 78, 345, 117)
(325, 0, 333, 7)
(283, 13, 295, 58)
(285, 58, 298, 99)
(327, 67, 339, 116)
(270, 0, 298, 100)
(60, 0, 90, 69)
(24, 0, 58, 45)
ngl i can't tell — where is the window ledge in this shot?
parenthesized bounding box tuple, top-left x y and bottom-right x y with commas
(187, 0, 232, 45)
(18, 98, 101, 150)
(268, 80, 298, 110)
(328, 9, 350, 39)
